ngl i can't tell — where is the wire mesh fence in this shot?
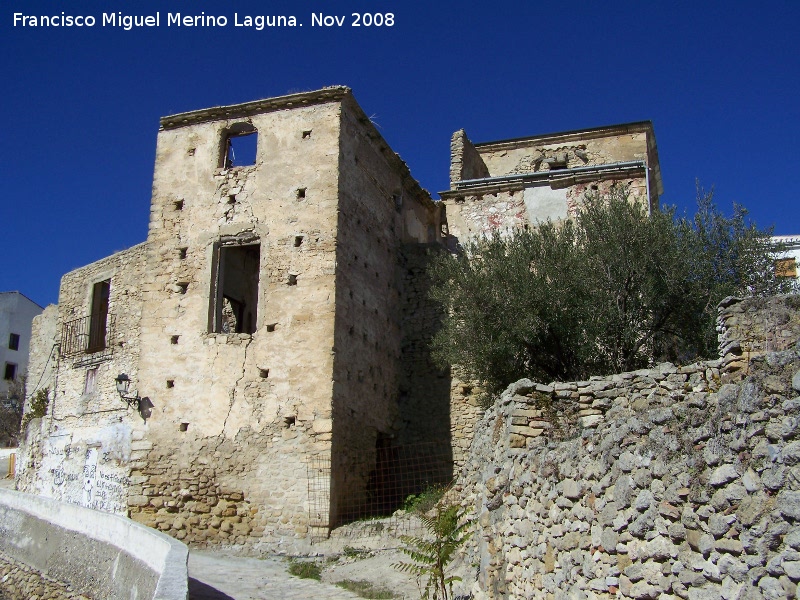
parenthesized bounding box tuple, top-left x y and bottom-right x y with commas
(307, 442, 454, 539)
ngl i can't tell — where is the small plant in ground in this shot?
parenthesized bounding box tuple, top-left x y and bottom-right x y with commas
(336, 579, 397, 599)
(393, 504, 473, 600)
(287, 558, 321, 580)
(403, 483, 448, 514)
(342, 545, 370, 559)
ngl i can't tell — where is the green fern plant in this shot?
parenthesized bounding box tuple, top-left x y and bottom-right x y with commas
(393, 504, 473, 600)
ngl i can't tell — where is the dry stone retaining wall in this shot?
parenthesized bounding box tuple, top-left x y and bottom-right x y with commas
(455, 295, 800, 599)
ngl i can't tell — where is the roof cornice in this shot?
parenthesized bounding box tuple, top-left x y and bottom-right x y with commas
(474, 121, 655, 152)
(160, 86, 351, 130)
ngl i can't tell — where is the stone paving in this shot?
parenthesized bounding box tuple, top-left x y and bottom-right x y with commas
(188, 551, 364, 600)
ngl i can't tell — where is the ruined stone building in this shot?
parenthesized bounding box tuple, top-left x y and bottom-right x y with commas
(441, 122, 662, 242)
(442, 122, 664, 455)
(18, 87, 662, 545)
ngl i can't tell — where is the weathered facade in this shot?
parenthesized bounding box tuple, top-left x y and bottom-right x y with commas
(442, 123, 665, 461)
(441, 122, 663, 245)
(18, 89, 666, 547)
(17, 87, 448, 543)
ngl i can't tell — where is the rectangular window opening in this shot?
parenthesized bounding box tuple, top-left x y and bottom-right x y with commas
(8, 333, 20, 351)
(88, 279, 110, 353)
(209, 242, 260, 334)
(3, 363, 17, 381)
(223, 124, 258, 168)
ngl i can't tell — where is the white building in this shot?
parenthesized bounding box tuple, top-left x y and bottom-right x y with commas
(0, 292, 44, 401)
(773, 235, 800, 287)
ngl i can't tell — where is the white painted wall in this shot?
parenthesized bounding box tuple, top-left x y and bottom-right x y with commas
(0, 292, 44, 398)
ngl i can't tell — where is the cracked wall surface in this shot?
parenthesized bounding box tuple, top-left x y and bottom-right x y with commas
(441, 123, 662, 246)
(19, 87, 446, 545)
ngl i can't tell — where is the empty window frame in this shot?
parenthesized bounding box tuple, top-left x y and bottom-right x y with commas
(209, 241, 260, 334)
(8, 333, 20, 351)
(88, 279, 110, 353)
(221, 123, 258, 168)
(3, 363, 16, 381)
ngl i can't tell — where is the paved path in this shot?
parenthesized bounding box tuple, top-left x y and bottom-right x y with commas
(188, 551, 364, 600)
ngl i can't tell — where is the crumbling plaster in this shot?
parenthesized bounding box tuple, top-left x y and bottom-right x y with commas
(18, 88, 669, 548)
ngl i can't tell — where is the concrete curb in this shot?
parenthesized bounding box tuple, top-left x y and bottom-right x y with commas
(0, 488, 188, 599)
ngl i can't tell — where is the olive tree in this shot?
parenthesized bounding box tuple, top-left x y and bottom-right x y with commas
(429, 186, 788, 394)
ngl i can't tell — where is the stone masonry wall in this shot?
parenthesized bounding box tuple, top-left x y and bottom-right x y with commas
(130, 97, 344, 539)
(17, 244, 147, 514)
(450, 129, 491, 186)
(719, 295, 800, 370)
(329, 95, 441, 525)
(0, 552, 87, 600)
(455, 295, 800, 599)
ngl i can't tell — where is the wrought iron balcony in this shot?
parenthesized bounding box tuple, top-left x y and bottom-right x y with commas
(60, 313, 116, 359)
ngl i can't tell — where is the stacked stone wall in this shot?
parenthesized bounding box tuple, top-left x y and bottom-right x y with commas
(127, 421, 321, 546)
(454, 295, 800, 599)
(719, 295, 800, 370)
(0, 552, 87, 600)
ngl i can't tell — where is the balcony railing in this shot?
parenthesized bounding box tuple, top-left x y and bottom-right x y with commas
(60, 313, 116, 359)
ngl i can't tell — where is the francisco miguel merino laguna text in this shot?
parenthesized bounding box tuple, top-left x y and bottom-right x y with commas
(13, 12, 396, 29)
(13, 12, 302, 30)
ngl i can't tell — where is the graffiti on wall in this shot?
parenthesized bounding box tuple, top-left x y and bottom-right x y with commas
(38, 424, 131, 515)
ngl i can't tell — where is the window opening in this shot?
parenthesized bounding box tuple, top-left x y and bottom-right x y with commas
(88, 279, 110, 353)
(209, 241, 260, 334)
(3, 363, 17, 381)
(180, 423, 189, 432)
(8, 333, 20, 351)
(222, 123, 257, 168)
(83, 367, 97, 395)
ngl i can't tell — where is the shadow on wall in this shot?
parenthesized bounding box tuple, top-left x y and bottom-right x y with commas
(328, 245, 453, 529)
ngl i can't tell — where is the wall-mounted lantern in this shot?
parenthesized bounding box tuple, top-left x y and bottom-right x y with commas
(115, 373, 141, 411)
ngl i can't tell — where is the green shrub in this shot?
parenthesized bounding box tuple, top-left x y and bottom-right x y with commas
(287, 559, 321, 580)
(393, 504, 473, 600)
(21, 388, 49, 430)
(403, 484, 447, 514)
(336, 579, 396, 599)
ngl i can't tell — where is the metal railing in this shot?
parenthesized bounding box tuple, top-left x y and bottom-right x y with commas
(60, 313, 116, 358)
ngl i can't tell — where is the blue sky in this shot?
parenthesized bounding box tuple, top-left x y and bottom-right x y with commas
(2, 0, 798, 307)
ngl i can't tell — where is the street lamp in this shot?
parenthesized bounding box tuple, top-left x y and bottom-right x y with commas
(114, 373, 141, 410)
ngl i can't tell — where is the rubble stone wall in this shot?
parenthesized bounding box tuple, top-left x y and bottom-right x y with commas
(329, 97, 442, 525)
(16, 244, 147, 514)
(130, 97, 343, 539)
(455, 295, 800, 599)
